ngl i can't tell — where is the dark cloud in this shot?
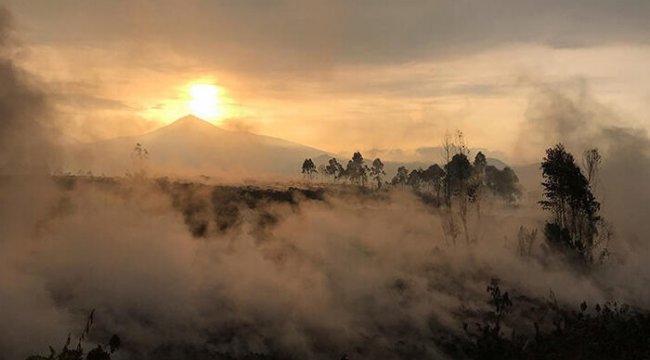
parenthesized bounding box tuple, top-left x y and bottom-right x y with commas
(0, 5, 58, 173)
(6, 0, 650, 75)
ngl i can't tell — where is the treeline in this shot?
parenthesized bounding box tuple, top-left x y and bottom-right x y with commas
(301, 137, 521, 207)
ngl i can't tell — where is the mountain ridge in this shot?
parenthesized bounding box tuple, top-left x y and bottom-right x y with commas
(61, 115, 534, 183)
(62, 115, 330, 179)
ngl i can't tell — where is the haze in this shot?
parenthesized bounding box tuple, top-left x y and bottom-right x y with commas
(5, 0, 650, 163)
(2, 2, 650, 360)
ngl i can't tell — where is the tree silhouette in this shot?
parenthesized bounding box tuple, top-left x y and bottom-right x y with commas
(324, 157, 344, 181)
(445, 153, 473, 243)
(301, 158, 317, 181)
(470, 152, 488, 216)
(485, 166, 521, 203)
(391, 166, 409, 186)
(422, 164, 445, 203)
(345, 152, 368, 186)
(369, 158, 386, 189)
(407, 168, 424, 190)
(445, 153, 472, 198)
(540, 144, 601, 264)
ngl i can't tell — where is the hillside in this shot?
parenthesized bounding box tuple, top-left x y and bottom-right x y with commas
(63, 115, 329, 179)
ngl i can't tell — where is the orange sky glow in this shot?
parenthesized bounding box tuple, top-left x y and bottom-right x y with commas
(5, 1, 650, 163)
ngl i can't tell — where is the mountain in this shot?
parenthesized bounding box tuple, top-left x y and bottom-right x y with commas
(62, 115, 531, 185)
(63, 115, 329, 179)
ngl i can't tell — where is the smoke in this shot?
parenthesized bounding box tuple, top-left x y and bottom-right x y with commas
(0, 177, 626, 359)
(1, 4, 650, 360)
(0, 6, 59, 174)
(1, 96, 649, 359)
(519, 81, 650, 250)
(513, 81, 650, 304)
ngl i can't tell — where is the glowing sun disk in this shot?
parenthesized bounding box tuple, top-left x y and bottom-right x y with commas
(188, 84, 222, 121)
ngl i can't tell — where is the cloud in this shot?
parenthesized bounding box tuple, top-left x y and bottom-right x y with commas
(0, 178, 611, 359)
(7, 0, 650, 73)
(0, 5, 59, 173)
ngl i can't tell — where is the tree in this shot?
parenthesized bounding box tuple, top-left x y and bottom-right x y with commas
(441, 132, 471, 206)
(407, 168, 424, 190)
(422, 164, 445, 202)
(324, 157, 344, 181)
(301, 158, 317, 181)
(445, 153, 473, 243)
(445, 153, 472, 198)
(485, 166, 521, 203)
(345, 152, 368, 186)
(391, 166, 409, 186)
(540, 144, 601, 264)
(369, 158, 386, 189)
(473, 152, 487, 173)
(470, 152, 488, 215)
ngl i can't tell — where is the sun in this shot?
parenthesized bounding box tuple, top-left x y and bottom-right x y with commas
(188, 84, 223, 121)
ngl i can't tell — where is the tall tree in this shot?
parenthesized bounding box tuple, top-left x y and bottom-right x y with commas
(324, 157, 344, 181)
(445, 153, 473, 243)
(407, 168, 424, 190)
(369, 158, 386, 189)
(485, 166, 521, 203)
(470, 152, 488, 215)
(301, 158, 317, 181)
(445, 154, 472, 197)
(391, 166, 409, 186)
(473, 152, 487, 175)
(345, 152, 368, 186)
(422, 164, 445, 202)
(540, 144, 601, 263)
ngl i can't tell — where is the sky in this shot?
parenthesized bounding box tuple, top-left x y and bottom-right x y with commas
(4, 0, 650, 163)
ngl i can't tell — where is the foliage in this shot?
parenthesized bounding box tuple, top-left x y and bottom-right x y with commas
(301, 158, 317, 180)
(369, 158, 386, 188)
(295, 135, 521, 208)
(445, 153, 473, 198)
(539, 144, 602, 264)
(484, 166, 521, 203)
(324, 157, 344, 180)
(407, 168, 424, 189)
(422, 163, 446, 201)
(444, 282, 650, 360)
(345, 151, 369, 186)
(391, 166, 409, 186)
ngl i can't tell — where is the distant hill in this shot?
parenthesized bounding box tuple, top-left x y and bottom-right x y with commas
(61, 115, 536, 185)
(62, 115, 329, 179)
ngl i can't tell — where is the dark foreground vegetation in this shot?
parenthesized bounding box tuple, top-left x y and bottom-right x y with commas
(441, 281, 650, 360)
(29, 282, 650, 360)
(27, 311, 121, 360)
